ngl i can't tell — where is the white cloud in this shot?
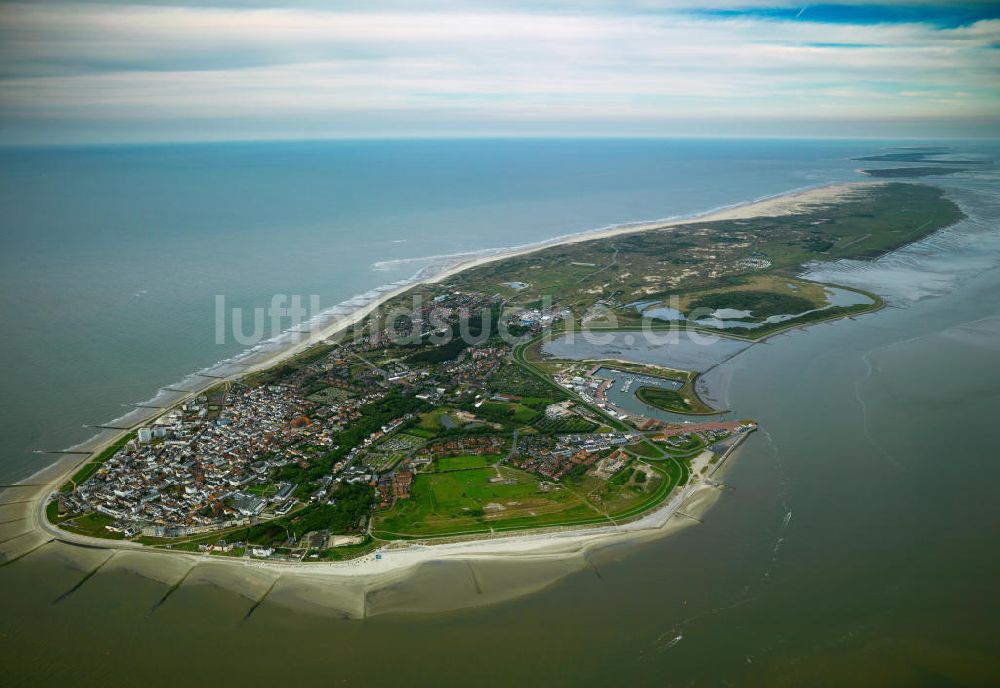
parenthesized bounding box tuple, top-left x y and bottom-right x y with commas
(0, 2, 997, 142)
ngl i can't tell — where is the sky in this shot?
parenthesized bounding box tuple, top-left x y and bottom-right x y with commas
(0, 1, 998, 144)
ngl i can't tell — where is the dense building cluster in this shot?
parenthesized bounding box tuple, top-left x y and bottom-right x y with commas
(59, 290, 542, 539)
(56, 283, 752, 551)
(511, 432, 631, 480)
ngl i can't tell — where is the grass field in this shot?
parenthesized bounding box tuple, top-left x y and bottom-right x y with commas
(373, 466, 584, 537)
(373, 455, 686, 539)
(417, 410, 448, 433)
(662, 434, 705, 456)
(479, 401, 539, 424)
(672, 274, 829, 313)
(624, 439, 665, 458)
(429, 453, 502, 472)
(636, 385, 696, 413)
(316, 536, 379, 561)
(61, 512, 125, 539)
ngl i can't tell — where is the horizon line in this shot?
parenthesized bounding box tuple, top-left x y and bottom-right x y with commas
(3, 133, 998, 151)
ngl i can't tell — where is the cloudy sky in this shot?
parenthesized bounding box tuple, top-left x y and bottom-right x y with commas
(0, 1, 997, 144)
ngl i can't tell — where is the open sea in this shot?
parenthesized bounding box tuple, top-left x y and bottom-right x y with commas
(1, 138, 999, 685)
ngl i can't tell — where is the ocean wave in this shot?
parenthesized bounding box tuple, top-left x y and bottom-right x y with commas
(371, 181, 849, 275)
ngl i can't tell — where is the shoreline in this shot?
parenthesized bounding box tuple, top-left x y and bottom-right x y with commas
(21, 179, 876, 477)
(26, 432, 750, 589)
(11, 180, 879, 581)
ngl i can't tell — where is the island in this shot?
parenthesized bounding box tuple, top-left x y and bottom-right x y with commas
(855, 146, 992, 178)
(38, 180, 963, 565)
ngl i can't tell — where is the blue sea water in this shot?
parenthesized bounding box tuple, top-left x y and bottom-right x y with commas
(0, 138, 969, 482)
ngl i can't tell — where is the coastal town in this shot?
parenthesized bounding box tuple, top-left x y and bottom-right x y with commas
(51, 285, 757, 559)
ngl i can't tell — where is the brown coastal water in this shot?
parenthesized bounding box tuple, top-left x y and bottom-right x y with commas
(3, 173, 1000, 686)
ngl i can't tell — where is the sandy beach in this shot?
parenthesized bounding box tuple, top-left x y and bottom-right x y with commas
(23, 436, 741, 606)
(10, 180, 870, 585)
(416, 181, 878, 287)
